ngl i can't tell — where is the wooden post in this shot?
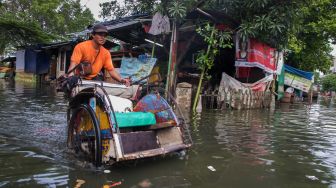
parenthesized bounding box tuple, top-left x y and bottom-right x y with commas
(309, 87, 313, 104)
(165, 21, 178, 98)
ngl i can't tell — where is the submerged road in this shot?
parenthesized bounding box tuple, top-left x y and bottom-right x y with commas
(0, 80, 336, 187)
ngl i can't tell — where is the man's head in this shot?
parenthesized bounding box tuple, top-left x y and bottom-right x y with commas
(91, 24, 108, 46)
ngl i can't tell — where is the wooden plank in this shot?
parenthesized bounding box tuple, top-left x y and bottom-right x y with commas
(120, 131, 159, 154)
(148, 122, 174, 130)
(120, 143, 189, 161)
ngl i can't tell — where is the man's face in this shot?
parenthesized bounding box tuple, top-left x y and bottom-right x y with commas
(92, 32, 107, 45)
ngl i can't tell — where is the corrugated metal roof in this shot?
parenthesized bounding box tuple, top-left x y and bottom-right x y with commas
(101, 14, 152, 45)
(41, 41, 73, 49)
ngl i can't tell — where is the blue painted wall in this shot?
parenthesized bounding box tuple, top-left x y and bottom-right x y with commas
(36, 52, 50, 74)
(24, 49, 37, 73)
(24, 48, 50, 74)
(15, 50, 25, 71)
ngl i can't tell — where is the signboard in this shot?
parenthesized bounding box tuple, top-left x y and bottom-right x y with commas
(284, 72, 312, 92)
(235, 36, 276, 73)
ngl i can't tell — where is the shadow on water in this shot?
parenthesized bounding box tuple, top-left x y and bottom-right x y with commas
(1, 79, 336, 187)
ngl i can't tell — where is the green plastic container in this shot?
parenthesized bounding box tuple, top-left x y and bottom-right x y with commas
(115, 112, 156, 128)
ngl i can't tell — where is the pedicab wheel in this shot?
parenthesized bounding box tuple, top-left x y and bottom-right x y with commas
(68, 104, 102, 167)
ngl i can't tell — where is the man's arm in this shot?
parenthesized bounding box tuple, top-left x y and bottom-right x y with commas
(68, 43, 83, 77)
(108, 69, 130, 86)
(67, 61, 78, 76)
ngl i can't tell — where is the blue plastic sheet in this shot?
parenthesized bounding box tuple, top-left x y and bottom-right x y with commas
(119, 55, 157, 83)
(284, 64, 314, 80)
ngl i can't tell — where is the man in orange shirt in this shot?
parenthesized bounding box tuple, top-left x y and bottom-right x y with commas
(68, 24, 130, 86)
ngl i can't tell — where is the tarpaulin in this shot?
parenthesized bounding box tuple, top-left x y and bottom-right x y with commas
(284, 64, 314, 80)
(219, 72, 273, 92)
(119, 55, 157, 83)
(236, 67, 251, 78)
(235, 37, 276, 73)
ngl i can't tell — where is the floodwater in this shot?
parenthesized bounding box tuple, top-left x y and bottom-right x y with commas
(1, 79, 336, 188)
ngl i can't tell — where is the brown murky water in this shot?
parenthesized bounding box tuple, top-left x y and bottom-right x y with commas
(0, 79, 336, 188)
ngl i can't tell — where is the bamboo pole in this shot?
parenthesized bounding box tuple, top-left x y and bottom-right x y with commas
(192, 27, 215, 112)
(192, 69, 205, 112)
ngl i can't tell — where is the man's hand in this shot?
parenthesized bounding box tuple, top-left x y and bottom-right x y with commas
(121, 78, 131, 87)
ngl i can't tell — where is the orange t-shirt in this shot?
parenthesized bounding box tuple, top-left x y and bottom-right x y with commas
(71, 40, 114, 79)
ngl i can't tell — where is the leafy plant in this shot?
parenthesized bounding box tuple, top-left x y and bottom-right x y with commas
(192, 23, 232, 112)
(321, 74, 336, 92)
(167, 0, 187, 20)
(0, 0, 95, 54)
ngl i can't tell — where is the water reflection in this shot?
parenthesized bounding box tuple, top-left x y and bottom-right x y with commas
(1, 80, 336, 187)
(0, 135, 70, 187)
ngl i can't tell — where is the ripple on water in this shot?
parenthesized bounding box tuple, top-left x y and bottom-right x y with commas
(194, 104, 336, 187)
(0, 135, 69, 187)
(1, 81, 336, 187)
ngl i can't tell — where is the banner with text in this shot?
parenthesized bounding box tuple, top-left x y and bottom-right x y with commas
(284, 72, 312, 92)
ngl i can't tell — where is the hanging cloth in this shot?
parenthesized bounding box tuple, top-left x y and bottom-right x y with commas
(149, 12, 171, 35)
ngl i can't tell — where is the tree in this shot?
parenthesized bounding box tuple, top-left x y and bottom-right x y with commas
(0, 17, 53, 54)
(99, 0, 160, 20)
(0, 0, 95, 54)
(99, 0, 336, 72)
(192, 23, 232, 112)
(321, 74, 336, 92)
(206, 0, 336, 72)
(286, 0, 335, 73)
(99, 0, 199, 20)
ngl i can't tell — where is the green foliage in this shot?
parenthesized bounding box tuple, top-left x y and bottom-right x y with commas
(0, 0, 94, 54)
(99, 0, 160, 20)
(192, 22, 232, 111)
(287, 37, 333, 73)
(321, 74, 336, 91)
(195, 23, 232, 72)
(286, 0, 335, 73)
(314, 72, 321, 84)
(202, 0, 302, 49)
(206, 0, 335, 72)
(99, 0, 336, 73)
(99, 0, 199, 20)
(167, 0, 187, 20)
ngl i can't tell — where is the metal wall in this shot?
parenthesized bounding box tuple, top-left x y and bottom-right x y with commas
(24, 49, 50, 74)
(15, 50, 25, 72)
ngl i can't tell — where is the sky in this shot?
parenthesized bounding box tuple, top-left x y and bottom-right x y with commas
(80, 0, 111, 21)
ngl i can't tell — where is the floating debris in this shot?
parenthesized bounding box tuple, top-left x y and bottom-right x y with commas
(207, 166, 216, 172)
(104, 169, 111, 174)
(74, 179, 85, 188)
(103, 181, 122, 188)
(306, 175, 319, 181)
(138, 179, 152, 188)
